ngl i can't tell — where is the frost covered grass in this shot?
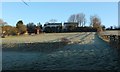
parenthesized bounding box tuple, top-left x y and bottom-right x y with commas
(2, 32, 96, 52)
(2, 32, 120, 70)
(2, 42, 67, 53)
(2, 33, 83, 44)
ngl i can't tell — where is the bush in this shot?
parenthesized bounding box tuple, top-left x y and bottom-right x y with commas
(10, 27, 18, 35)
(2, 26, 18, 36)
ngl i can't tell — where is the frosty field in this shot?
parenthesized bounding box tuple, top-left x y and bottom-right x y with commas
(2, 32, 120, 71)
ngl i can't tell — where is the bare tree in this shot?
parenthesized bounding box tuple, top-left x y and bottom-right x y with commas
(68, 13, 86, 27)
(90, 16, 93, 27)
(83, 18, 86, 27)
(90, 15, 102, 32)
(76, 13, 86, 27)
(68, 14, 77, 22)
(90, 15, 101, 28)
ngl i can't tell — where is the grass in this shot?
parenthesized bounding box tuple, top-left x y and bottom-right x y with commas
(2, 33, 82, 44)
(2, 32, 96, 53)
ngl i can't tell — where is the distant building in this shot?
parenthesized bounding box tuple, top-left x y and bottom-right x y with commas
(43, 23, 62, 33)
(64, 22, 78, 31)
(44, 23, 62, 27)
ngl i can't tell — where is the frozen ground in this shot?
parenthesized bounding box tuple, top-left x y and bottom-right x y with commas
(2, 32, 86, 43)
(2, 32, 120, 70)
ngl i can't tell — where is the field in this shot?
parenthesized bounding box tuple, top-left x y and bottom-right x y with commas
(100, 30, 120, 36)
(2, 32, 120, 70)
(2, 32, 94, 52)
(2, 32, 92, 44)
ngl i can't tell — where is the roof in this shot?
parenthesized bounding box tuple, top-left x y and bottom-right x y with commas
(44, 23, 62, 27)
(64, 22, 78, 25)
(46, 23, 62, 26)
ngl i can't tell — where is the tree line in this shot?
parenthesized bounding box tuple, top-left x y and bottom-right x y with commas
(0, 13, 109, 37)
(1, 20, 43, 36)
(67, 13, 105, 32)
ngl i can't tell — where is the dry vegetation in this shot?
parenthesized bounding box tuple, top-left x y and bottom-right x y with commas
(2, 32, 83, 52)
(2, 32, 95, 52)
(2, 33, 83, 44)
